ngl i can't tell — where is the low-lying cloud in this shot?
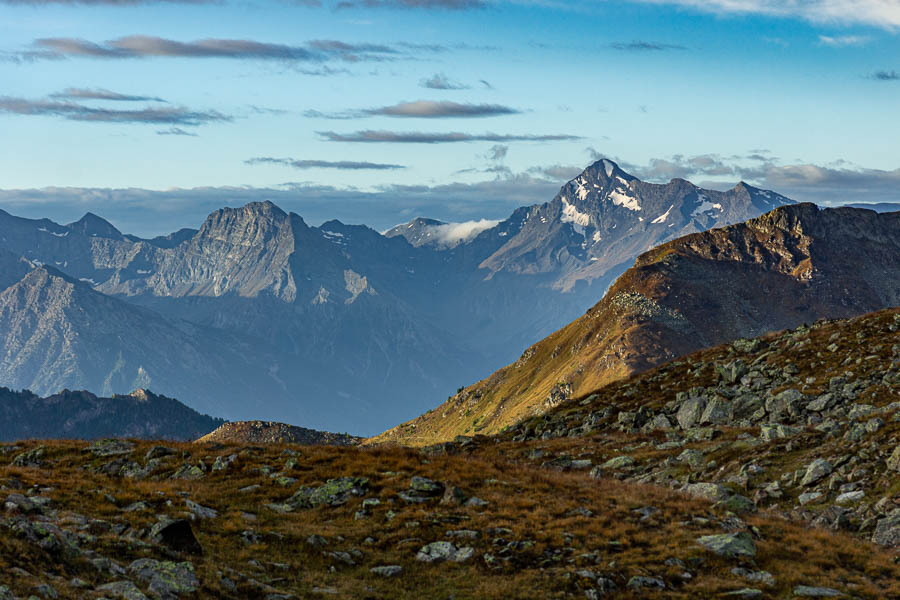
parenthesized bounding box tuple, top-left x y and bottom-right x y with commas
(306, 100, 520, 119)
(869, 70, 899, 81)
(424, 219, 500, 247)
(318, 130, 582, 143)
(50, 88, 167, 102)
(0, 96, 229, 125)
(420, 73, 469, 90)
(609, 40, 687, 51)
(245, 157, 405, 170)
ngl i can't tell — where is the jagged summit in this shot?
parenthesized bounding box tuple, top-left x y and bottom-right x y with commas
(66, 212, 123, 239)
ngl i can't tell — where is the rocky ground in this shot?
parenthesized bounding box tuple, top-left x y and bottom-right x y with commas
(196, 421, 361, 446)
(1, 308, 899, 599)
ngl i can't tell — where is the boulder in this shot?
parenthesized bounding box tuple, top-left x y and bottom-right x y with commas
(149, 519, 203, 555)
(676, 397, 707, 430)
(801, 459, 833, 487)
(696, 532, 756, 559)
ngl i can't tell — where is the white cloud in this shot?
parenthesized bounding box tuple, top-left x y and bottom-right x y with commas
(636, 0, 900, 29)
(425, 219, 500, 247)
(818, 34, 871, 46)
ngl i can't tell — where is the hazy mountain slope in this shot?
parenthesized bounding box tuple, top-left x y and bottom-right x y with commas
(0, 387, 222, 441)
(0, 266, 292, 418)
(196, 420, 361, 446)
(372, 204, 900, 445)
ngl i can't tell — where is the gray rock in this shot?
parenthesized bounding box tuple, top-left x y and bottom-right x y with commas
(886, 446, 900, 472)
(370, 565, 403, 577)
(872, 512, 900, 547)
(600, 456, 635, 470)
(95, 581, 150, 600)
(760, 424, 801, 441)
(279, 477, 369, 510)
(793, 586, 844, 597)
(722, 590, 763, 599)
(684, 482, 732, 502)
(88, 439, 135, 457)
(798, 492, 823, 506)
(700, 396, 732, 425)
(185, 500, 218, 520)
(676, 397, 706, 430)
(129, 559, 199, 600)
(626, 576, 665, 590)
(696, 532, 756, 559)
(835, 490, 864, 505)
(415, 541, 473, 563)
(731, 567, 775, 587)
(801, 459, 833, 486)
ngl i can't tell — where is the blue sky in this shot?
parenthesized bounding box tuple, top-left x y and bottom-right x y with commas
(1, 0, 898, 236)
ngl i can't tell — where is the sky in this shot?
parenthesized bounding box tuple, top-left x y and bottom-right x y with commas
(1, 0, 899, 237)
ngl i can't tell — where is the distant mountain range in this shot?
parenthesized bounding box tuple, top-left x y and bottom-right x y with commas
(373, 203, 900, 445)
(0, 159, 798, 434)
(0, 387, 221, 442)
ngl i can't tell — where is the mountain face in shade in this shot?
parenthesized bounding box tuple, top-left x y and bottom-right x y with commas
(0, 160, 800, 435)
(372, 203, 900, 446)
(0, 387, 222, 441)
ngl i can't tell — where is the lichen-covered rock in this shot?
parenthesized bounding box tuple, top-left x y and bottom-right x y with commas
(278, 477, 369, 510)
(697, 532, 756, 559)
(416, 541, 473, 563)
(801, 459, 833, 486)
(676, 397, 706, 430)
(872, 512, 900, 547)
(129, 559, 199, 600)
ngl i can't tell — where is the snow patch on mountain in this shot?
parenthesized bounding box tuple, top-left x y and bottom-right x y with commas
(603, 159, 615, 177)
(561, 197, 591, 228)
(651, 205, 674, 224)
(609, 188, 641, 211)
(692, 195, 723, 217)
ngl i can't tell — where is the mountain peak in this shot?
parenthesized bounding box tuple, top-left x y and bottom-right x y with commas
(584, 158, 624, 179)
(67, 212, 123, 239)
(242, 200, 287, 218)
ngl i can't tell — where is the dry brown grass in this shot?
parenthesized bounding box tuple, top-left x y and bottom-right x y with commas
(2, 436, 900, 599)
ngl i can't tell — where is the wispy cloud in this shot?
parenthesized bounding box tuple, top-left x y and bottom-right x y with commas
(317, 130, 582, 143)
(157, 127, 198, 136)
(307, 100, 521, 119)
(609, 40, 687, 51)
(50, 87, 166, 102)
(245, 157, 405, 170)
(420, 73, 469, 90)
(636, 0, 900, 29)
(0, 96, 229, 126)
(335, 0, 485, 9)
(0, 0, 211, 4)
(869, 69, 899, 80)
(817, 34, 870, 47)
(13, 36, 416, 64)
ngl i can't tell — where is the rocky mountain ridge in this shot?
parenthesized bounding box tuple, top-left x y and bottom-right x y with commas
(373, 203, 900, 445)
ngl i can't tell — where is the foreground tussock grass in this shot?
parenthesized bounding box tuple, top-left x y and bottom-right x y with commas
(1, 438, 899, 599)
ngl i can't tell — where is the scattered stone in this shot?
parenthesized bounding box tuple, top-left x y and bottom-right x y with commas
(801, 459, 833, 487)
(793, 586, 844, 597)
(626, 576, 665, 590)
(186, 499, 218, 520)
(88, 440, 135, 457)
(276, 477, 369, 511)
(600, 456, 635, 470)
(416, 541, 473, 563)
(696, 532, 756, 559)
(835, 490, 864, 505)
(684, 482, 732, 502)
(96, 581, 150, 600)
(872, 512, 900, 547)
(129, 559, 199, 599)
(370, 565, 403, 577)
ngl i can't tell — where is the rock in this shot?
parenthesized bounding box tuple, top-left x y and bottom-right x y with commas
(801, 459, 833, 487)
(792, 586, 844, 597)
(440, 486, 467, 506)
(798, 492, 823, 505)
(760, 424, 801, 441)
(677, 397, 707, 430)
(731, 567, 775, 587)
(696, 532, 756, 559)
(211, 454, 237, 472)
(465, 497, 489, 508)
(400, 476, 446, 503)
(370, 565, 403, 577)
(280, 477, 369, 510)
(415, 541, 473, 563)
(185, 499, 218, 520)
(171, 465, 205, 481)
(835, 490, 864, 505)
(684, 482, 732, 502)
(149, 519, 203, 555)
(600, 456, 635, 470)
(626, 576, 665, 590)
(677, 449, 706, 469)
(717, 494, 756, 514)
(12, 446, 46, 468)
(4, 493, 40, 515)
(88, 440, 135, 457)
(700, 396, 732, 425)
(96, 581, 150, 600)
(129, 559, 199, 600)
(872, 512, 900, 547)
(722, 590, 763, 599)
(886, 446, 900, 472)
